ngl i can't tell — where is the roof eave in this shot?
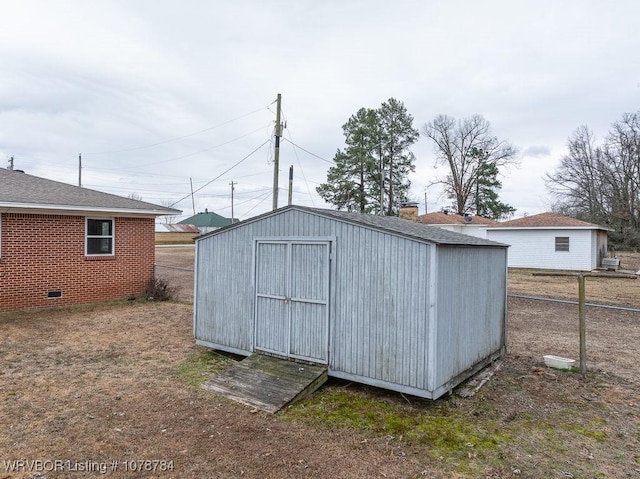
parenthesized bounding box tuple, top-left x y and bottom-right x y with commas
(0, 202, 181, 217)
(486, 225, 612, 231)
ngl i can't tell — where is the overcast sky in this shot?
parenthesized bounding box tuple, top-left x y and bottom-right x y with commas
(2, 1, 639, 221)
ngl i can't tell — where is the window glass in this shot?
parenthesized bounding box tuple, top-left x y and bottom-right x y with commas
(86, 219, 114, 255)
(555, 236, 570, 252)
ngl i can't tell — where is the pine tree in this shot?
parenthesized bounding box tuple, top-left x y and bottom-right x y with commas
(317, 99, 418, 215)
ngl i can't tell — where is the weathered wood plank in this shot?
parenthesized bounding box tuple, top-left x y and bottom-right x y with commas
(202, 354, 328, 413)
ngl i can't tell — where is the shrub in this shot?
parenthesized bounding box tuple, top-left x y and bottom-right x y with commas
(145, 277, 175, 301)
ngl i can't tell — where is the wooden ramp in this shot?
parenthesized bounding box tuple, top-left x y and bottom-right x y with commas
(201, 354, 328, 413)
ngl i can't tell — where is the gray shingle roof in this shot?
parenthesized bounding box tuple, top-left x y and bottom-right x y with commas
(304, 207, 506, 247)
(200, 205, 507, 247)
(0, 168, 180, 215)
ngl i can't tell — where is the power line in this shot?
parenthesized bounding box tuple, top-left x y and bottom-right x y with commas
(90, 104, 273, 155)
(240, 190, 272, 217)
(88, 122, 271, 171)
(282, 119, 316, 206)
(169, 139, 270, 207)
(281, 137, 333, 164)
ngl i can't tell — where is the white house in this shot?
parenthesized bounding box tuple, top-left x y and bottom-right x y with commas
(485, 212, 609, 271)
(417, 211, 499, 239)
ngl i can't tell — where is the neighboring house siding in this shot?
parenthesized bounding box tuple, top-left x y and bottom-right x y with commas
(0, 213, 154, 311)
(487, 229, 593, 270)
(448, 225, 488, 238)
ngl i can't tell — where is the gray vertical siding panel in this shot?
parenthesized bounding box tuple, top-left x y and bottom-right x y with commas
(195, 208, 506, 397)
(194, 224, 256, 353)
(434, 246, 507, 389)
(255, 242, 289, 355)
(329, 222, 432, 391)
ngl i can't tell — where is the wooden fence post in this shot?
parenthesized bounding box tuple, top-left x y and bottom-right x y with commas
(578, 273, 586, 375)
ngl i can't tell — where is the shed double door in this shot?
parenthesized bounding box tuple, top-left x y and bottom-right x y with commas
(254, 240, 330, 364)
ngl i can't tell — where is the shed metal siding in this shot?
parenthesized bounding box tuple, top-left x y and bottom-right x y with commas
(329, 222, 432, 391)
(434, 246, 507, 390)
(194, 222, 256, 353)
(487, 229, 593, 270)
(195, 207, 507, 399)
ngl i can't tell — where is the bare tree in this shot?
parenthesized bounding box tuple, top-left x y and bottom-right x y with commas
(160, 199, 181, 224)
(422, 114, 517, 215)
(545, 126, 608, 223)
(546, 111, 640, 247)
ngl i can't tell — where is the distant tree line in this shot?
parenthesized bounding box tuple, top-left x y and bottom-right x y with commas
(317, 99, 517, 219)
(546, 111, 640, 249)
(317, 101, 640, 246)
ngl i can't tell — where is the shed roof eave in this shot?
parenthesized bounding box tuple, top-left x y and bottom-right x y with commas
(196, 205, 509, 248)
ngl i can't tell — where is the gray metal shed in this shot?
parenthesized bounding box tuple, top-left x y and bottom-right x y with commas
(194, 206, 508, 400)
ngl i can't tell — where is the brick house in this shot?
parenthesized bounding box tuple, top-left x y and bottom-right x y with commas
(0, 169, 180, 311)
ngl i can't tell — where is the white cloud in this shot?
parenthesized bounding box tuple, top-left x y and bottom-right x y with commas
(1, 0, 639, 219)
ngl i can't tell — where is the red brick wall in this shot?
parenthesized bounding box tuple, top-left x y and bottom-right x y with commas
(0, 213, 155, 312)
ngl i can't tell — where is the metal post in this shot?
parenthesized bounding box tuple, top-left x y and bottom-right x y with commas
(190, 178, 196, 216)
(288, 165, 293, 206)
(230, 181, 236, 223)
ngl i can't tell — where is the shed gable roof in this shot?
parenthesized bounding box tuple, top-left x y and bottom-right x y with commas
(199, 205, 507, 247)
(0, 169, 180, 216)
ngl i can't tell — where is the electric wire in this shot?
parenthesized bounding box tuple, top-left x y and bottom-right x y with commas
(88, 122, 271, 171)
(281, 114, 316, 206)
(168, 139, 270, 207)
(240, 190, 272, 217)
(89, 104, 273, 155)
(280, 137, 333, 164)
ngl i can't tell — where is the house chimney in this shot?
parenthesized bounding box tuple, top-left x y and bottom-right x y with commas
(399, 202, 419, 222)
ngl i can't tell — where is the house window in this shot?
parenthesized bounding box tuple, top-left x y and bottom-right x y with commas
(555, 236, 570, 252)
(86, 218, 114, 255)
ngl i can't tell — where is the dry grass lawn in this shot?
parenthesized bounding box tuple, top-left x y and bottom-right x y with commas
(1, 248, 639, 478)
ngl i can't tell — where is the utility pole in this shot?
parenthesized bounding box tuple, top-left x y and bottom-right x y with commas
(424, 188, 428, 214)
(379, 150, 384, 216)
(287, 165, 293, 206)
(272, 93, 282, 211)
(8, 156, 14, 170)
(189, 178, 196, 216)
(230, 181, 236, 223)
(78, 153, 82, 187)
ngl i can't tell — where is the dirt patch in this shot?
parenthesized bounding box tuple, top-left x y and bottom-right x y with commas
(1, 249, 639, 478)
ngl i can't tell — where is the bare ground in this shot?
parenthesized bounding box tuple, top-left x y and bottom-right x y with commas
(0, 249, 639, 478)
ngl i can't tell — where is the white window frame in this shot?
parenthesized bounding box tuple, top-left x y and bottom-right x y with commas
(85, 218, 115, 256)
